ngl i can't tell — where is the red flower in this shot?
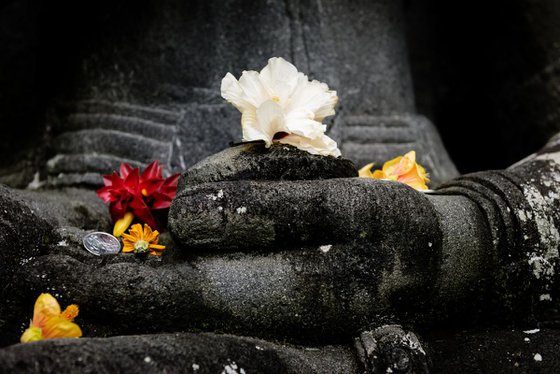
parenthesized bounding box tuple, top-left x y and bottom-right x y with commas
(97, 161, 180, 232)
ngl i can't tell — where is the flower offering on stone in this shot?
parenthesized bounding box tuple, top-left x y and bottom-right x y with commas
(122, 223, 166, 256)
(359, 151, 430, 190)
(221, 57, 341, 157)
(20, 293, 82, 343)
(97, 161, 180, 236)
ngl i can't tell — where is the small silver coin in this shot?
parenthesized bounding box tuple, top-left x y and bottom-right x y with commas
(82, 232, 121, 256)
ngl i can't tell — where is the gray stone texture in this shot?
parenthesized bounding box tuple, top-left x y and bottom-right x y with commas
(1, 0, 456, 188)
(0, 0, 560, 372)
(168, 134, 560, 334)
(3, 328, 560, 373)
(355, 325, 429, 373)
(0, 135, 557, 352)
(181, 142, 357, 187)
(0, 332, 360, 374)
(428, 328, 560, 373)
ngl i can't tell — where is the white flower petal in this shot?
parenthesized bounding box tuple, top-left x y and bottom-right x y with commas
(285, 108, 326, 139)
(241, 109, 270, 145)
(243, 100, 287, 147)
(220, 57, 341, 158)
(221, 73, 254, 112)
(287, 75, 338, 121)
(259, 57, 299, 103)
(278, 133, 341, 157)
(239, 70, 270, 107)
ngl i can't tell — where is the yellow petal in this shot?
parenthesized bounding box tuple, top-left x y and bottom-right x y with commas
(387, 156, 415, 177)
(122, 233, 136, 242)
(372, 170, 388, 179)
(416, 164, 430, 183)
(381, 156, 403, 175)
(398, 164, 429, 190)
(146, 229, 160, 243)
(403, 150, 416, 162)
(21, 326, 43, 343)
(129, 223, 144, 238)
(32, 293, 61, 328)
(143, 224, 153, 240)
(42, 317, 82, 340)
(148, 244, 166, 250)
(122, 244, 135, 253)
(358, 163, 375, 178)
(113, 212, 134, 237)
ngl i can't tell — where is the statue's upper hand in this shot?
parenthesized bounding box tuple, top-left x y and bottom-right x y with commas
(169, 143, 440, 259)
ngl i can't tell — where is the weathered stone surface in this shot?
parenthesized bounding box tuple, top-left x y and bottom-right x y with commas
(0, 332, 360, 374)
(16, 188, 111, 230)
(428, 328, 560, 373)
(2, 0, 560, 371)
(355, 325, 429, 373)
(171, 178, 438, 252)
(44, 101, 182, 187)
(0, 185, 57, 347)
(0, 186, 109, 347)
(1, 135, 558, 364)
(180, 142, 357, 188)
(335, 113, 458, 185)
(53, 130, 171, 169)
(2, 220, 436, 346)
(435, 136, 560, 324)
(3, 328, 560, 373)
(0, 0, 457, 189)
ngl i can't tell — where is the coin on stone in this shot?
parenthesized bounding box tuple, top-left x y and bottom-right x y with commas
(82, 232, 121, 256)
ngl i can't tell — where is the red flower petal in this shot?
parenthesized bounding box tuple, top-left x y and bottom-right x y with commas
(141, 180, 164, 197)
(99, 161, 179, 232)
(129, 197, 158, 229)
(141, 160, 163, 181)
(151, 193, 173, 209)
(96, 186, 116, 203)
(102, 175, 114, 186)
(110, 199, 129, 222)
(163, 173, 180, 188)
(123, 168, 140, 194)
(119, 163, 135, 179)
(109, 172, 126, 188)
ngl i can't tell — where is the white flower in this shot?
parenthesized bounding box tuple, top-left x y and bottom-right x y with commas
(221, 57, 341, 157)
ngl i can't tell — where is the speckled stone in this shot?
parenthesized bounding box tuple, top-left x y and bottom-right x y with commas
(0, 332, 360, 374)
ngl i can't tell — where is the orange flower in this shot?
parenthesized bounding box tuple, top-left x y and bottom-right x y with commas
(122, 223, 166, 256)
(20, 293, 82, 343)
(359, 151, 430, 190)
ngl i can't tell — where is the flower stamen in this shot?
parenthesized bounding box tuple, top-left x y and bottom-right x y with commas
(61, 304, 79, 321)
(134, 240, 150, 254)
(273, 132, 290, 140)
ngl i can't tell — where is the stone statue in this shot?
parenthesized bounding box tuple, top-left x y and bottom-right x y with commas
(1, 0, 560, 373)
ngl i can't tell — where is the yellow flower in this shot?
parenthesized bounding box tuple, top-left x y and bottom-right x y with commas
(359, 151, 430, 190)
(122, 223, 166, 256)
(20, 293, 82, 343)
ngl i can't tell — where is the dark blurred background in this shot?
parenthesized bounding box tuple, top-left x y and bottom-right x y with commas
(2, 0, 560, 174)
